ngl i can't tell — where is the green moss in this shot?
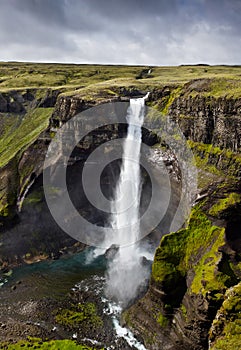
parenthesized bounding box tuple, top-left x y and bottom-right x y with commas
(55, 302, 103, 329)
(187, 141, 241, 184)
(1, 338, 98, 349)
(230, 262, 241, 277)
(0, 107, 53, 167)
(191, 227, 226, 294)
(209, 193, 241, 217)
(161, 86, 182, 115)
(49, 131, 56, 138)
(0, 190, 17, 218)
(0, 203, 10, 217)
(210, 283, 241, 350)
(156, 313, 169, 327)
(152, 205, 234, 298)
(212, 334, 241, 350)
(204, 78, 241, 99)
(1, 63, 241, 99)
(180, 304, 187, 320)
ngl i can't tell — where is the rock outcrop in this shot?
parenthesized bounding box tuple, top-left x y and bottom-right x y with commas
(169, 95, 241, 152)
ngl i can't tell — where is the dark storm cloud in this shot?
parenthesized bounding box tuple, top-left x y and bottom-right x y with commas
(8, 0, 178, 22)
(0, 0, 240, 65)
(8, 0, 66, 25)
(203, 0, 241, 35)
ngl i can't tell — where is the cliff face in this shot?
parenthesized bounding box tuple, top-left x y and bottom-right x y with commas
(124, 85, 241, 350)
(0, 90, 124, 264)
(0, 90, 114, 215)
(209, 282, 241, 350)
(169, 95, 241, 179)
(170, 95, 241, 151)
(0, 89, 58, 220)
(0, 87, 156, 224)
(0, 88, 155, 263)
(124, 184, 241, 350)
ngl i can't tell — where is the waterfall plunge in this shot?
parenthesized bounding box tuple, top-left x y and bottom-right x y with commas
(106, 93, 150, 306)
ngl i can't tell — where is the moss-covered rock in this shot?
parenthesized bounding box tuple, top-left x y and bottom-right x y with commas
(152, 205, 231, 298)
(0, 105, 53, 223)
(124, 188, 241, 349)
(208, 193, 241, 218)
(0, 107, 53, 168)
(187, 140, 241, 179)
(54, 302, 103, 331)
(209, 282, 241, 350)
(1, 337, 99, 349)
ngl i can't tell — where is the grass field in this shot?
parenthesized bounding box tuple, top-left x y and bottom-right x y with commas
(1, 62, 241, 98)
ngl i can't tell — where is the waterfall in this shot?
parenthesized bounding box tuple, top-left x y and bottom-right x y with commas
(106, 93, 150, 306)
(111, 96, 146, 244)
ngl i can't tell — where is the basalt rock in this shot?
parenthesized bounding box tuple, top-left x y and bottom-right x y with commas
(38, 89, 61, 108)
(0, 90, 29, 113)
(124, 183, 241, 350)
(169, 95, 241, 152)
(0, 94, 8, 113)
(52, 95, 95, 125)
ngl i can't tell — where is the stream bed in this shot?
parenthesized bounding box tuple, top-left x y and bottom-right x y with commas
(0, 248, 148, 349)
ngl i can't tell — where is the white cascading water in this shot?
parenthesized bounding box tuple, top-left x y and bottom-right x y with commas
(105, 94, 149, 350)
(86, 94, 150, 350)
(106, 93, 150, 305)
(111, 97, 145, 244)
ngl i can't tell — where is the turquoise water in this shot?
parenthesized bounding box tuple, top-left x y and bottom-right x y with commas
(0, 246, 150, 349)
(0, 248, 106, 300)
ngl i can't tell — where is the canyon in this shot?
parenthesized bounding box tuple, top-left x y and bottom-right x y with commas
(0, 63, 241, 350)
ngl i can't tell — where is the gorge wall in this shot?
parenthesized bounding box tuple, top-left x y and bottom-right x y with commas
(0, 78, 241, 350)
(124, 83, 241, 350)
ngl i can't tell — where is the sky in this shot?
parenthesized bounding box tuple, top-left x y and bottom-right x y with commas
(0, 0, 240, 66)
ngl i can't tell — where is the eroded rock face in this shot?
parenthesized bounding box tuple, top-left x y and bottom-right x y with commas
(52, 95, 93, 124)
(124, 182, 241, 350)
(0, 93, 8, 112)
(0, 91, 26, 113)
(0, 159, 19, 220)
(170, 96, 241, 152)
